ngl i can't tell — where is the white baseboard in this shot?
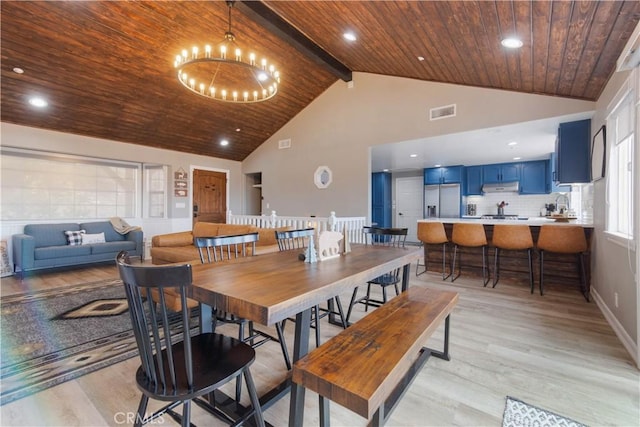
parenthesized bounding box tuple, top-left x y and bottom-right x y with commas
(591, 287, 639, 368)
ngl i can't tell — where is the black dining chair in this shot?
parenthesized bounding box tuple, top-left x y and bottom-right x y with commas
(275, 228, 348, 347)
(346, 226, 408, 323)
(195, 233, 292, 403)
(116, 251, 264, 427)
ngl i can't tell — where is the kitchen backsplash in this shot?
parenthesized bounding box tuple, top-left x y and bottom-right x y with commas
(464, 184, 593, 219)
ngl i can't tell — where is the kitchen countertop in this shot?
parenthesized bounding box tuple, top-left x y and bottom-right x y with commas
(420, 217, 594, 227)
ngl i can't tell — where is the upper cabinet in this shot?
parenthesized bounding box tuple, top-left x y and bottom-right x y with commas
(555, 119, 591, 184)
(424, 166, 463, 185)
(464, 165, 483, 195)
(482, 162, 520, 184)
(520, 160, 548, 194)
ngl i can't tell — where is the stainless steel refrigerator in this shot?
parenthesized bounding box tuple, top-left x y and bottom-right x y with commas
(424, 183, 461, 218)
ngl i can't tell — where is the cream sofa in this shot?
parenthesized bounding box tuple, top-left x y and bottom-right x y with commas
(150, 222, 287, 265)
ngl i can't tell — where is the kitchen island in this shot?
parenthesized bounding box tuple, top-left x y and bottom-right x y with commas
(418, 218, 593, 299)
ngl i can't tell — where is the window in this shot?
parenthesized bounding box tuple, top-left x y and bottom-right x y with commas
(606, 90, 635, 240)
(1, 149, 140, 220)
(143, 164, 168, 218)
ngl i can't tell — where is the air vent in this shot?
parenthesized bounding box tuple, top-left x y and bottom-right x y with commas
(430, 104, 456, 121)
(278, 139, 291, 149)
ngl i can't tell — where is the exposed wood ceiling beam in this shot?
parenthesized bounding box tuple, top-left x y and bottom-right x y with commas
(237, 0, 353, 82)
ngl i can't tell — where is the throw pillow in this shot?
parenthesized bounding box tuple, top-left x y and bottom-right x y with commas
(65, 230, 86, 246)
(81, 232, 106, 245)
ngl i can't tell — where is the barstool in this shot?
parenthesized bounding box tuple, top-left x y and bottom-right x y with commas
(537, 225, 589, 301)
(451, 223, 490, 286)
(416, 221, 451, 279)
(492, 224, 534, 292)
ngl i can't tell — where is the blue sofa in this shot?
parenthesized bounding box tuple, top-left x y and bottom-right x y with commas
(12, 221, 143, 275)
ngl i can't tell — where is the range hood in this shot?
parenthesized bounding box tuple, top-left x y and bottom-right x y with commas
(482, 181, 519, 193)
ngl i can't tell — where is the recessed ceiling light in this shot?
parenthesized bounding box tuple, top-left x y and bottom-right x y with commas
(513, 156, 521, 160)
(417, 56, 425, 61)
(28, 97, 48, 108)
(507, 141, 518, 146)
(343, 32, 357, 42)
(382, 168, 390, 172)
(235, 128, 241, 132)
(501, 38, 523, 49)
(13, 67, 24, 74)
(220, 139, 229, 146)
(434, 164, 441, 167)
(409, 154, 418, 158)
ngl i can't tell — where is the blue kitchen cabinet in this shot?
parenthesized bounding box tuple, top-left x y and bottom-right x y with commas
(556, 119, 591, 184)
(482, 162, 520, 184)
(424, 166, 463, 185)
(372, 172, 392, 227)
(464, 165, 483, 195)
(520, 160, 547, 194)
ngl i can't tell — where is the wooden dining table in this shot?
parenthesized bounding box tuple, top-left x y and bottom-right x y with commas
(187, 243, 422, 427)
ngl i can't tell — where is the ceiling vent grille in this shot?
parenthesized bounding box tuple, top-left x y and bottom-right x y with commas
(430, 104, 456, 121)
(278, 139, 291, 149)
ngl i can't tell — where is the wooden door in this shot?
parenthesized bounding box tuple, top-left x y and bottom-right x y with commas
(193, 169, 227, 225)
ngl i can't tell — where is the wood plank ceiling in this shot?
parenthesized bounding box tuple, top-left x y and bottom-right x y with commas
(2, 1, 639, 161)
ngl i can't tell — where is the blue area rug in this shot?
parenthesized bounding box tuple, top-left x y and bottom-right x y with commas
(503, 396, 588, 427)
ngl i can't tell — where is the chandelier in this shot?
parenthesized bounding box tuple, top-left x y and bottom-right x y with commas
(174, 1, 281, 103)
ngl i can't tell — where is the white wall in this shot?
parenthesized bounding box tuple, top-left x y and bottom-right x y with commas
(590, 68, 639, 364)
(242, 72, 595, 220)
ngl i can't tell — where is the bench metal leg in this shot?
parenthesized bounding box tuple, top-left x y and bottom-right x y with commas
(319, 396, 330, 427)
(369, 404, 384, 427)
(401, 263, 410, 292)
(379, 347, 431, 426)
(426, 315, 451, 361)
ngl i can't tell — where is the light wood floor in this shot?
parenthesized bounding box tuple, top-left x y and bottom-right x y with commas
(1, 263, 638, 426)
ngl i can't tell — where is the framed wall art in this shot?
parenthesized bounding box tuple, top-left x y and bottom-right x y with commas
(174, 167, 188, 180)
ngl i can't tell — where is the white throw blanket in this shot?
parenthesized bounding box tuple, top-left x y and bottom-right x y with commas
(109, 217, 141, 235)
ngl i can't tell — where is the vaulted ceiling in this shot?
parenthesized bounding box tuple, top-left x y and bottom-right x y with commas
(2, 1, 639, 161)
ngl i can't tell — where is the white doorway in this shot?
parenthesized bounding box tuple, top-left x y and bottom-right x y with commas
(395, 176, 423, 242)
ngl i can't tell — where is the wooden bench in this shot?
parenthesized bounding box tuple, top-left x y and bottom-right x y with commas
(292, 287, 458, 426)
